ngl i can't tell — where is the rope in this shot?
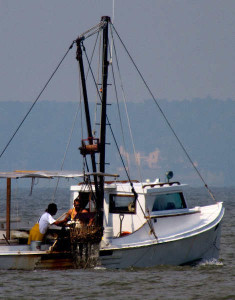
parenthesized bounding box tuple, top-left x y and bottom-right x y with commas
(112, 0, 115, 26)
(110, 27, 147, 208)
(0, 41, 75, 160)
(78, 32, 100, 189)
(108, 39, 131, 175)
(110, 27, 144, 182)
(77, 21, 105, 41)
(81, 40, 133, 185)
(55, 211, 68, 222)
(0, 21, 103, 161)
(52, 101, 81, 201)
(82, 34, 136, 192)
(79, 72, 84, 141)
(52, 32, 100, 201)
(107, 119, 157, 240)
(109, 1, 115, 63)
(111, 23, 217, 203)
(93, 33, 102, 136)
(81, 31, 157, 239)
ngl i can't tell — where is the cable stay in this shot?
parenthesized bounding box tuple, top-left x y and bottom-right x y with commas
(108, 31, 131, 177)
(110, 26, 144, 183)
(110, 23, 217, 203)
(52, 100, 82, 202)
(78, 28, 135, 195)
(76, 20, 106, 42)
(79, 22, 145, 198)
(80, 37, 132, 185)
(0, 41, 76, 160)
(79, 23, 157, 239)
(0, 20, 106, 162)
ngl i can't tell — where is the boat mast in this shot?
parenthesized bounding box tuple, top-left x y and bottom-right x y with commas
(97, 16, 110, 225)
(76, 16, 110, 227)
(76, 38, 99, 194)
(99, 16, 110, 173)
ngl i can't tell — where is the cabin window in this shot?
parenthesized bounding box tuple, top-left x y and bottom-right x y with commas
(152, 192, 186, 211)
(109, 194, 136, 214)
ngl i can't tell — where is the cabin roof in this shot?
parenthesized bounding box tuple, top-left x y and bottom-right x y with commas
(70, 180, 187, 194)
(0, 170, 119, 179)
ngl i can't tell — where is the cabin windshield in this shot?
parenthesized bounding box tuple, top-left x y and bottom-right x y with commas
(152, 192, 186, 211)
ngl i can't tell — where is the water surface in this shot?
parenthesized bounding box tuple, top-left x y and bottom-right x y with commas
(0, 187, 234, 299)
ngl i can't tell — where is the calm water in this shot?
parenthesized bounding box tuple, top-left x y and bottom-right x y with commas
(0, 187, 234, 300)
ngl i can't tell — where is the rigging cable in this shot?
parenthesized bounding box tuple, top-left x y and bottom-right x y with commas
(111, 23, 216, 202)
(82, 32, 139, 196)
(110, 28, 153, 226)
(82, 37, 157, 239)
(91, 32, 102, 136)
(109, 0, 115, 63)
(0, 41, 75, 160)
(0, 21, 105, 161)
(108, 36, 131, 175)
(77, 32, 102, 200)
(110, 26, 144, 182)
(77, 21, 105, 41)
(52, 99, 81, 201)
(81, 41, 132, 185)
(51, 62, 84, 202)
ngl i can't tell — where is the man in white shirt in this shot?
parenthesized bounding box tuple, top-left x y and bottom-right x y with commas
(28, 203, 66, 244)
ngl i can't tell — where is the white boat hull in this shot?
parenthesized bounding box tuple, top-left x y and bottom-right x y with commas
(0, 203, 224, 270)
(0, 245, 74, 270)
(99, 202, 224, 269)
(100, 222, 222, 268)
(0, 246, 42, 270)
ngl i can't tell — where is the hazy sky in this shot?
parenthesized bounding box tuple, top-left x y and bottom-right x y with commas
(0, 0, 234, 102)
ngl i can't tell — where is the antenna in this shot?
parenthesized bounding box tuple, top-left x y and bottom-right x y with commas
(110, 0, 115, 63)
(112, 0, 115, 24)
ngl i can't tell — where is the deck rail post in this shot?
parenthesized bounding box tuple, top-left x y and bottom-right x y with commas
(6, 178, 11, 240)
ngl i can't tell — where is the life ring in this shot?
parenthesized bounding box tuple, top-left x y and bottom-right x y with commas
(120, 231, 131, 237)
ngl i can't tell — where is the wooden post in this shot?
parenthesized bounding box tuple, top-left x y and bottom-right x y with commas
(6, 178, 11, 240)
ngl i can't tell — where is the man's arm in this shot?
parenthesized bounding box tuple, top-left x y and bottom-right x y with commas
(53, 209, 72, 226)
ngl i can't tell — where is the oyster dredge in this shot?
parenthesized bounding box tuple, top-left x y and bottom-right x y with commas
(0, 17, 224, 269)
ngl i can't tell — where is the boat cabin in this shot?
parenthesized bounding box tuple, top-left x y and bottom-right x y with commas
(70, 180, 188, 237)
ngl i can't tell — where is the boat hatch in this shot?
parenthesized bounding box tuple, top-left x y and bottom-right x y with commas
(109, 194, 136, 214)
(152, 192, 187, 211)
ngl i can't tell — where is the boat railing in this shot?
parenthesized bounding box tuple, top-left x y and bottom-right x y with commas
(148, 207, 201, 218)
(143, 181, 180, 188)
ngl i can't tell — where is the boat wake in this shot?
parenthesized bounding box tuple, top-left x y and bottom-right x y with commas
(94, 266, 107, 270)
(197, 258, 223, 267)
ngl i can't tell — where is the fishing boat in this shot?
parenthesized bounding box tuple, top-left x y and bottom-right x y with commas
(0, 16, 224, 269)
